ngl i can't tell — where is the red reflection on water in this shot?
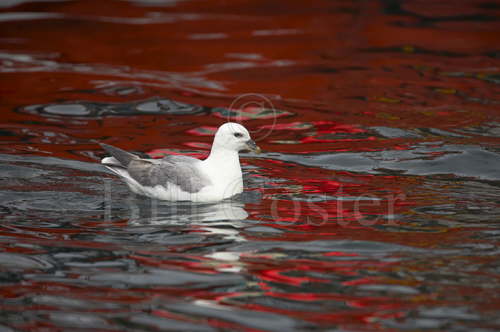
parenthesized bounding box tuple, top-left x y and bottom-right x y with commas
(1, 0, 499, 330)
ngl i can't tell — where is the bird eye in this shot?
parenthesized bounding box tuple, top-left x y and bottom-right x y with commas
(233, 132, 243, 138)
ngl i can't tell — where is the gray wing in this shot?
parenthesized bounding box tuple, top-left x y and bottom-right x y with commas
(161, 154, 200, 164)
(127, 157, 210, 193)
(100, 143, 138, 167)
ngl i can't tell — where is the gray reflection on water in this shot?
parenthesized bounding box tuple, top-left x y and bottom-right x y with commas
(125, 199, 249, 225)
(262, 144, 500, 181)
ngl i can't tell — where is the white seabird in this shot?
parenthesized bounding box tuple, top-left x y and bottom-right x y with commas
(100, 122, 260, 202)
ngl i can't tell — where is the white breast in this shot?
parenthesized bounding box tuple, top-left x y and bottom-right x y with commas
(198, 150, 243, 201)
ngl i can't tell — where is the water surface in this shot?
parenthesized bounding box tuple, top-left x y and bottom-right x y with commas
(1, 0, 499, 331)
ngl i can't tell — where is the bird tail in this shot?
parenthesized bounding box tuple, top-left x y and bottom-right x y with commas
(99, 143, 139, 167)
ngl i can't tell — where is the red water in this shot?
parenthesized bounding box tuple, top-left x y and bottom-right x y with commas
(1, 0, 499, 331)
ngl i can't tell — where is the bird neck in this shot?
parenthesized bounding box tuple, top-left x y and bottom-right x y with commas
(205, 146, 240, 166)
(202, 146, 243, 198)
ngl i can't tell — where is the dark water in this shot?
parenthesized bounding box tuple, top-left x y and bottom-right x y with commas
(1, 0, 500, 331)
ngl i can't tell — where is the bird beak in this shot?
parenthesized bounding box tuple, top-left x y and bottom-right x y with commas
(245, 139, 261, 154)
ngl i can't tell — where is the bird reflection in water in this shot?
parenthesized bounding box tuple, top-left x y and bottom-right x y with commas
(124, 194, 248, 238)
(104, 192, 258, 273)
(126, 198, 249, 226)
